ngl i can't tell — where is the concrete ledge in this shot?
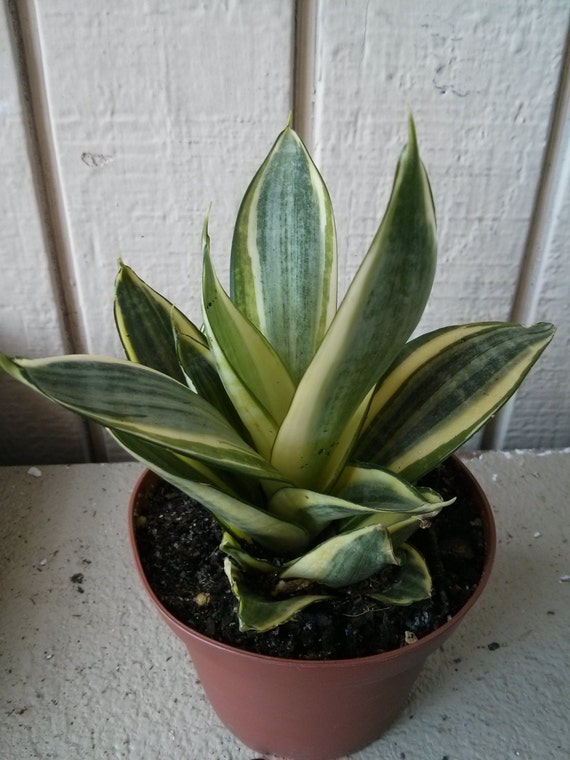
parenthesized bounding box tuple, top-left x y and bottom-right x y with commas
(1, 450, 569, 759)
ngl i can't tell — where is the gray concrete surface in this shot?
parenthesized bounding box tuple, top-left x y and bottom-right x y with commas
(1, 450, 568, 759)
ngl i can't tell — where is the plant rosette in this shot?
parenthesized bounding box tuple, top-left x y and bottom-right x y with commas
(0, 115, 553, 758)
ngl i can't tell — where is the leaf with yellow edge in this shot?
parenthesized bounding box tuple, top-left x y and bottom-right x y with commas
(271, 115, 437, 490)
(202, 218, 295, 458)
(231, 123, 337, 384)
(368, 543, 432, 605)
(280, 523, 398, 588)
(225, 559, 330, 632)
(355, 322, 555, 482)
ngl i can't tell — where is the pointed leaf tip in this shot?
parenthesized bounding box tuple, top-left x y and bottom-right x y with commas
(202, 206, 211, 235)
(406, 110, 418, 155)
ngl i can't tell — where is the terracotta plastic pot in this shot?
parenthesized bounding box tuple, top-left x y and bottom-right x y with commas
(129, 456, 496, 760)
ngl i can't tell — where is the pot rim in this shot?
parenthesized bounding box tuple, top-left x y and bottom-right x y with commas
(128, 455, 496, 668)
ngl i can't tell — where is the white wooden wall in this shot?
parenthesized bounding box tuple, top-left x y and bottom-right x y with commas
(1, 0, 569, 465)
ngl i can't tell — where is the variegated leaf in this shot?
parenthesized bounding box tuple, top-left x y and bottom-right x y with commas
(220, 532, 279, 574)
(174, 325, 248, 439)
(368, 543, 432, 605)
(230, 123, 337, 383)
(111, 430, 308, 554)
(355, 321, 556, 482)
(225, 559, 330, 632)
(110, 429, 250, 499)
(268, 485, 382, 536)
(280, 523, 398, 588)
(271, 115, 437, 490)
(0, 354, 282, 481)
(338, 511, 433, 539)
(114, 261, 203, 382)
(334, 464, 454, 512)
(202, 220, 295, 458)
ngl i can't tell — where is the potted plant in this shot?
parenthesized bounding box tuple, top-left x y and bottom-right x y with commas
(1, 115, 554, 759)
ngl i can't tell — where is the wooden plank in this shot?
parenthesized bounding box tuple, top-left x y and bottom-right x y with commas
(35, 0, 294, 353)
(33, 0, 295, 459)
(504, 183, 570, 448)
(0, 3, 88, 464)
(496, 28, 570, 448)
(312, 0, 568, 329)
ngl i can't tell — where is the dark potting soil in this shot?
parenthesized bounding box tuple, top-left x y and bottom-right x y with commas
(134, 460, 487, 660)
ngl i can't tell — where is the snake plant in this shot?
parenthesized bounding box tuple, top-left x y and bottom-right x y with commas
(1, 116, 554, 632)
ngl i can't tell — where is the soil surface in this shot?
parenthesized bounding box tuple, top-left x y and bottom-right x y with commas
(134, 460, 487, 660)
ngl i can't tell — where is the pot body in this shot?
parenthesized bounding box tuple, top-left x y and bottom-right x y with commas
(129, 457, 496, 760)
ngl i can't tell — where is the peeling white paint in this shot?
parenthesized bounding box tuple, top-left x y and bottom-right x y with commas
(80, 152, 114, 168)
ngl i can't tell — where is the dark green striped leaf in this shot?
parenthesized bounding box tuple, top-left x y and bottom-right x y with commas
(268, 486, 382, 536)
(334, 464, 453, 513)
(0, 354, 283, 481)
(355, 322, 556, 482)
(111, 430, 307, 553)
(174, 325, 249, 438)
(114, 262, 203, 382)
(110, 429, 249, 498)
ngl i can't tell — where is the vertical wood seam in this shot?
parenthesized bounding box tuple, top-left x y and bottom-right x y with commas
(7, 0, 103, 461)
(293, 0, 319, 150)
(509, 24, 570, 327)
(483, 22, 570, 450)
(11, 0, 85, 355)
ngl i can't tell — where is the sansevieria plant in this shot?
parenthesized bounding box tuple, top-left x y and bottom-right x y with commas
(0, 116, 554, 633)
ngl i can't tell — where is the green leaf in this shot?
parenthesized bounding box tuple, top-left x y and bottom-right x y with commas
(267, 468, 451, 539)
(230, 124, 337, 383)
(225, 559, 330, 632)
(174, 325, 249, 438)
(109, 429, 248, 498)
(280, 523, 398, 588)
(417, 486, 448, 504)
(268, 486, 382, 536)
(111, 428, 250, 540)
(334, 464, 454, 513)
(114, 261, 203, 382)
(346, 513, 429, 541)
(0, 354, 283, 481)
(111, 430, 308, 554)
(202, 220, 295, 458)
(114, 262, 249, 439)
(220, 532, 279, 574)
(170, 482, 308, 554)
(271, 115, 437, 490)
(355, 321, 556, 482)
(368, 543, 432, 605)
